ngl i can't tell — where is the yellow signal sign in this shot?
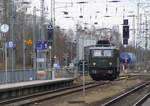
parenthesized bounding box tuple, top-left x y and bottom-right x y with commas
(24, 39, 33, 46)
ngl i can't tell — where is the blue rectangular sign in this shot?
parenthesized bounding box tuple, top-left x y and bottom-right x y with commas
(36, 40, 48, 50)
(5, 41, 16, 48)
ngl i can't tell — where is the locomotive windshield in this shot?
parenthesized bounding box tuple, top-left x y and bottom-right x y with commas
(92, 49, 113, 57)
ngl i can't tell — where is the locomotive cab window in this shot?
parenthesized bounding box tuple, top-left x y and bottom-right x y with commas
(92, 49, 113, 57)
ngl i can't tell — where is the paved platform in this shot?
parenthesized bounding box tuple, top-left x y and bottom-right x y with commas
(0, 78, 74, 91)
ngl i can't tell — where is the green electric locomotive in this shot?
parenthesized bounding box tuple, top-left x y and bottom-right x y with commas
(89, 40, 120, 81)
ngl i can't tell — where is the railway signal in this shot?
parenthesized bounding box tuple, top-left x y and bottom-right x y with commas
(123, 25, 129, 38)
(123, 19, 129, 45)
(47, 23, 53, 46)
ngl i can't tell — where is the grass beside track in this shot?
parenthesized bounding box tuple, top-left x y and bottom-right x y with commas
(71, 79, 143, 105)
(29, 77, 144, 106)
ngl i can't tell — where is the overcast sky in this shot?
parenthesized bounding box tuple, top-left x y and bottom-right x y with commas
(30, 0, 150, 29)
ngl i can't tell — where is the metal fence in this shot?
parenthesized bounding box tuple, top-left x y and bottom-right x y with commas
(0, 69, 36, 84)
(0, 68, 75, 84)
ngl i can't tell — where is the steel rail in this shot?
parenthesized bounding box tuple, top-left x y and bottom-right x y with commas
(0, 81, 101, 106)
(102, 81, 150, 106)
(0, 75, 132, 106)
(133, 92, 150, 106)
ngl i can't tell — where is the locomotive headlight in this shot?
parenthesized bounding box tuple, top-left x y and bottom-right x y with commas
(93, 62, 96, 66)
(108, 70, 112, 74)
(109, 62, 112, 65)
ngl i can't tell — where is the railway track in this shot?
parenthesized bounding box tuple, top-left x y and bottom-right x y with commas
(101, 81, 150, 106)
(0, 75, 144, 106)
(133, 92, 150, 106)
(1, 81, 108, 106)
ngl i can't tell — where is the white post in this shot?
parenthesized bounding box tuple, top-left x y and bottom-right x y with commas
(22, 3, 29, 70)
(52, 56, 56, 80)
(5, 42, 8, 83)
(75, 29, 79, 78)
(136, 0, 140, 64)
(33, 7, 36, 72)
(82, 37, 85, 95)
(52, 69, 55, 80)
(49, 46, 52, 79)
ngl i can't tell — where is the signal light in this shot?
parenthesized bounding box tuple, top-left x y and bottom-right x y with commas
(123, 19, 129, 39)
(123, 38, 128, 45)
(47, 23, 53, 45)
(123, 25, 129, 38)
(123, 19, 128, 25)
(122, 19, 129, 45)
